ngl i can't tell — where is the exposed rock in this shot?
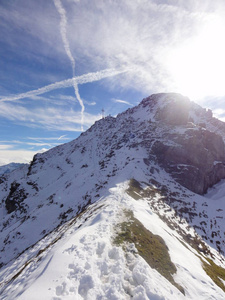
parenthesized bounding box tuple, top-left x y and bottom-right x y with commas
(154, 94, 190, 125)
(151, 128, 225, 194)
(206, 109, 213, 119)
(5, 181, 28, 213)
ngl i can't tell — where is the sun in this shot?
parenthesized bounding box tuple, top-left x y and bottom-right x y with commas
(166, 17, 225, 100)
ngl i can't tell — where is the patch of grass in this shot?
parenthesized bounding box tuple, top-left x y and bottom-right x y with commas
(202, 257, 225, 292)
(126, 179, 225, 294)
(126, 178, 142, 200)
(126, 178, 163, 200)
(114, 210, 185, 294)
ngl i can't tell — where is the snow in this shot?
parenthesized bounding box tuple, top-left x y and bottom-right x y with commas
(0, 182, 224, 299)
(1, 93, 225, 299)
(205, 179, 225, 201)
(0, 163, 28, 175)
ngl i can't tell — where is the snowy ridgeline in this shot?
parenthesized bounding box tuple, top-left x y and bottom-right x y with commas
(1, 93, 225, 299)
(1, 180, 225, 300)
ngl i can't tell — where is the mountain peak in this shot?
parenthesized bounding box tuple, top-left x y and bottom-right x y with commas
(1, 94, 225, 299)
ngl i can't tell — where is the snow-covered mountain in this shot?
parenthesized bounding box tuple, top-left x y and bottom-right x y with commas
(0, 163, 28, 176)
(1, 93, 225, 299)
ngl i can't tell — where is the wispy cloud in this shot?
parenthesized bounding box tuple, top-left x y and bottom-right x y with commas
(2, 0, 225, 100)
(58, 134, 67, 140)
(0, 138, 70, 157)
(31, 94, 96, 106)
(58, 0, 225, 100)
(112, 98, 132, 106)
(0, 143, 47, 166)
(0, 68, 128, 103)
(27, 142, 57, 147)
(84, 100, 96, 106)
(53, 0, 85, 130)
(53, 0, 75, 73)
(0, 150, 43, 166)
(0, 145, 14, 150)
(27, 136, 70, 141)
(0, 102, 101, 131)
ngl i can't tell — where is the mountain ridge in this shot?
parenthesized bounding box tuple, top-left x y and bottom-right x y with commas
(0, 163, 28, 176)
(1, 93, 225, 299)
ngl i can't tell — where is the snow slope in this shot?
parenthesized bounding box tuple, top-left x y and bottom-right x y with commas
(1, 93, 225, 299)
(1, 181, 225, 299)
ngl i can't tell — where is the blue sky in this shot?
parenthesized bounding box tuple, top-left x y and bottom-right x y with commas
(1, 0, 225, 165)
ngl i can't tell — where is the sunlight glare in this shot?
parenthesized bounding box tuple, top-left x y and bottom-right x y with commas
(166, 17, 225, 100)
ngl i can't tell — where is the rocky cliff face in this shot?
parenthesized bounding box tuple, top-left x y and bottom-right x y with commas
(151, 122, 225, 194)
(138, 93, 225, 194)
(154, 94, 191, 125)
(151, 131, 225, 194)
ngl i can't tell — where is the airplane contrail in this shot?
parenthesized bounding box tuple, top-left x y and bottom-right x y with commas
(53, 0, 84, 130)
(0, 68, 129, 102)
(58, 134, 67, 140)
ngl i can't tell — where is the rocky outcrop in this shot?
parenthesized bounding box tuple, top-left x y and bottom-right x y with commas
(151, 128, 225, 194)
(155, 95, 190, 125)
(5, 181, 28, 213)
(138, 93, 225, 194)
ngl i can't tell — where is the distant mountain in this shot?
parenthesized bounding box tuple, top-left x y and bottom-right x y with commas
(0, 163, 28, 176)
(1, 93, 225, 299)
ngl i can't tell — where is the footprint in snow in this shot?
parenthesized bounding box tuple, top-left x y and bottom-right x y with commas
(96, 241, 106, 257)
(78, 275, 94, 298)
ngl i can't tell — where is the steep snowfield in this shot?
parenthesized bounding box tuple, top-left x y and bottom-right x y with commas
(1, 93, 225, 299)
(1, 181, 225, 299)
